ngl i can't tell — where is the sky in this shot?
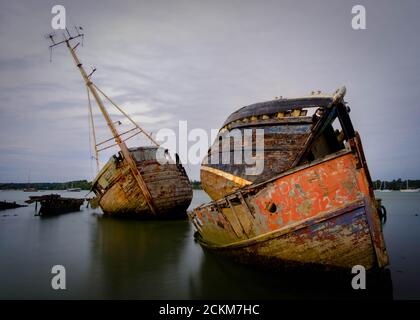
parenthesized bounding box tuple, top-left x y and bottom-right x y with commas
(0, 0, 419, 182)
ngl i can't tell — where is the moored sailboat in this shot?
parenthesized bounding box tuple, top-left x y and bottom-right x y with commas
(23, 170, 38, 192)
(400, 180, 420, 192)
(378, 181, 392, 192)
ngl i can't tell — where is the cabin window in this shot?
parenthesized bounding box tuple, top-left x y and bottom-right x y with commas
(308, 115, 347, 160)
(130, 148, 158, 162)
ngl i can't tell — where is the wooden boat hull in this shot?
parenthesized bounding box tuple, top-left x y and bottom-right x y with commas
(200, 95, 347, 201)
(0, 201, 27, 211)
(196, 201, 380, 271)
(91, 147, 193, 218)
(39, 199, 84, 215)
(190, 151, 389, 270)
(201, 117, 313, 201)
(26, 194, 84, 216)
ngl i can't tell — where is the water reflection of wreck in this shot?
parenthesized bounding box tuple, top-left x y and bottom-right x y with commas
(90, 217, 191, 298)
(190, 87, 389, 271)
(193, 248, 393, 299)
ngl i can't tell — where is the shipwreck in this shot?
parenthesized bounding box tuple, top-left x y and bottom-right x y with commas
(26, 194, 84, 216)
(47, 29, 192, 218)
(0, 201, 27, 211)
(189, 87, 389, 271)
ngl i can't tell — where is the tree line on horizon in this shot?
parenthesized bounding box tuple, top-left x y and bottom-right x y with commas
(373, 179, 420, 190)
(1, 179, 418, 191)
(0, 180, 92, 190)
(0, 180, 203, 190)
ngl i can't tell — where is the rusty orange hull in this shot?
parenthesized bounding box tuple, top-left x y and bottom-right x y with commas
(189, 151, 389, 270)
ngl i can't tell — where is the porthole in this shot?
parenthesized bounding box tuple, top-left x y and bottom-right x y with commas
(267, 202, 277, 213)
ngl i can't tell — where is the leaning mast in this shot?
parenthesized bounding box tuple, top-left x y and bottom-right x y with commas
(47, 28, 157, 214)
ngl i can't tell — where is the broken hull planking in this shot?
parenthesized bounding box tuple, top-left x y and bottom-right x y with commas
(196, 202, 379, 271)
(201, 118, 313, 201)
(27, 195, 84, 215)
(190, 151, 389, 270)
(39, 200, 84, 215)
(92, 148, 193, 218)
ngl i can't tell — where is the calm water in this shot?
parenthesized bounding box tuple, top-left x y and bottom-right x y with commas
(0, 190, 419, 299)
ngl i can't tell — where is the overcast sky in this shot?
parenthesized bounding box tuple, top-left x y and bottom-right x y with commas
(0, 0, 419, 182)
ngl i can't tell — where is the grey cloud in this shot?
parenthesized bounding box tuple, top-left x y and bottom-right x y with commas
(0, 0, 419, 182)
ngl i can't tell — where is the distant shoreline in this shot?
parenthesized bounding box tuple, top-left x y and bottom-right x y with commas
(0, 180, 92, 191)
(373, 179, 420, 191)
(3, 179, 418, 191)
(0, 180, 203, 190)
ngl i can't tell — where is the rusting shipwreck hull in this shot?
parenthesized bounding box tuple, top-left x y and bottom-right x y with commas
(201, 91, 355, 201)
(0, 201, 27, 211)
(90, 146, 192, 218)
(190, 87, 389, 270)
(26, 194, 84, 216)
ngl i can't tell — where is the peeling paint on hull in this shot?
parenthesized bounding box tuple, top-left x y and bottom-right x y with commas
(201, 119, 313, 201)
(92, 147, 193, 219)
(190, 152, 389, 270)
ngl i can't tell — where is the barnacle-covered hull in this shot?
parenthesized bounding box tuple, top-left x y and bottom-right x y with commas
(91, 146, 193, 218)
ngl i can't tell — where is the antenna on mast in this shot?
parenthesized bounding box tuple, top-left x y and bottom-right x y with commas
(87, 67, 96, 79)
(44, 32, 56, 62)
(46, 26, 84, 62)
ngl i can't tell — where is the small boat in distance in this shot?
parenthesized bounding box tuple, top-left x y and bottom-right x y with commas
(400, 180, 420, 192)
(190, 87, 389, 271)
(23, 170, 37, 192)
(378, 181, 392, 192)
(67, 183, 81, 192)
